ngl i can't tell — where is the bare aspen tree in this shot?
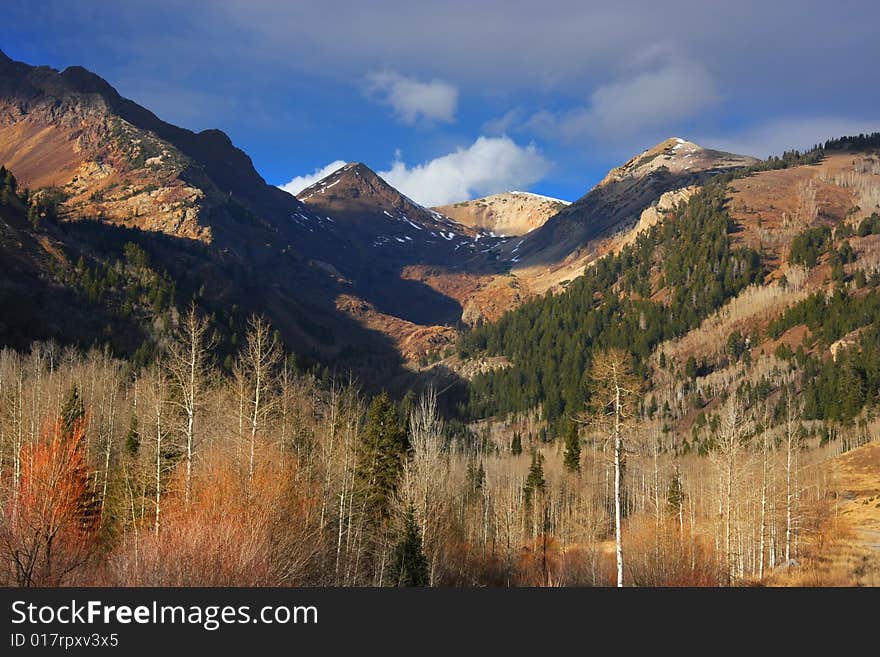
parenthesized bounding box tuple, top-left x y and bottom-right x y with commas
(13, 356, 24, 515)
(398, 388, 449, 585)
(0, 358, 5, 493)
(232, 366, 247, 465)
(100, 360, 120, 514)
(710, 395, 748, 584)
(278, 358, 294, 456)
(645, 421, 665, 565)
(318, 382, 340, 534)
(783, 387, 801, 563)
(794, 178, 818, 228)
(237, 315, 281, 485)
(758, 428, 770, 579)
(488, 471, 520, 587)
(142, 364, 171, 537)
(590, 349, 638, 588)
(333, 385, 362, 585)
(166, 303, 215, 506)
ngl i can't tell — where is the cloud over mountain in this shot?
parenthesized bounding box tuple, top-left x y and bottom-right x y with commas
(279, 160, 347, 195)
(526, 54, 718, 142)
(378, 136, 550, 206)
(11, 1, 880, 202)
(365, 70, 458, 124)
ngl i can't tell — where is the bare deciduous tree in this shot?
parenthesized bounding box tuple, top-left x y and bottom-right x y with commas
(398, 388, 451, 585)
(710, 395, 749, 583)
(0, 419, 98, 585)
(236, 315, 281, 485)
(589, 349, 639, 587)
(166, 303, 215, 506)
(783, 386, 802, 563)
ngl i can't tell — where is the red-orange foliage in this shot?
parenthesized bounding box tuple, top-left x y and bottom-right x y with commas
(109, 448, 320, 586)
(624, 516, 722, 587)
(515, 534, 565, 586)
(0, 419, 99, 586)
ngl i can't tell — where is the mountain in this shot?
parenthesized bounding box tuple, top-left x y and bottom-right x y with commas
(0, 51, 464, 377)
(13, 50, 870, 400)
(434, 191, 569, 237)
(460, 134, 880, 431)
(294, 161, 512, 334)
(0, 50, 318, 247)
(5, 44, 880, 590)
(0, 52, 519, 373)
(296, 162, 507, 267)
(511, 138, 757, 266)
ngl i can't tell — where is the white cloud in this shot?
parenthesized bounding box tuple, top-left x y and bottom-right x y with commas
(698, 117, 880, 159)
(278, 160, 347, 195)
(365, 70, 458, 124)
(379, 136, 549, 206)
(527, 56, 718, 142)
(482, 107, 527, 136)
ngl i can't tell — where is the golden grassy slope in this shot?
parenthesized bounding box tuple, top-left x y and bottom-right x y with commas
(766, 440, 880, 586)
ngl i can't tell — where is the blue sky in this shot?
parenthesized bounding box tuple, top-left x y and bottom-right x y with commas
(3, 1, 880, 205)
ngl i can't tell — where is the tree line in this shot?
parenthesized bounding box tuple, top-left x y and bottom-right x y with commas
(2, 330, 868, 586)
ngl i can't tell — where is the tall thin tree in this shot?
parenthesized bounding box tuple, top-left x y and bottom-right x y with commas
(237, 315, 281, 485)
(589, 349, 638, 588)
(166, 303, 215, 506)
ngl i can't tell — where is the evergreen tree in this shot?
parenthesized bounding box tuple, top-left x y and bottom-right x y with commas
(60, 385, 85, 441)
(124, 417, 140, 457)
(510, 431, 522, 455)
(56, 391, 100, 532)
(466, 459, 485, 493)
(667, 469, 684, 515)
(399, 389, 416, 430)
(685, 355, 698, 381)
(356, 391, 408, 519)
(727, 330, 746, 362)
(563, 422, 581, 472)
(523, 450, 546, 505)
(389, 506, 430, 586)
(27, 203, 40, 230)
(0, 166, 16, 205)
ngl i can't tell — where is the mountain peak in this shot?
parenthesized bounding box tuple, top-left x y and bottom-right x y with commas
(60, 65, 121, 99)
(295, 158, 496, 254)
(599, 136, 756, 187)
(511, 137, 757, 265)
(434, 191, 569, 237)
(297, 161, 408, 206)
(345, 161, 373, 174)
(0, 52, 309, 245)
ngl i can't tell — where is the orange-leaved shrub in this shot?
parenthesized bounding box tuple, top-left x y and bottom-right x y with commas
(107, 447, 320, 586)
(0, 419, 99, 586)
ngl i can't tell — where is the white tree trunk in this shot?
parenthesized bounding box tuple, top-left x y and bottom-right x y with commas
(614, 381, 624, 588)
